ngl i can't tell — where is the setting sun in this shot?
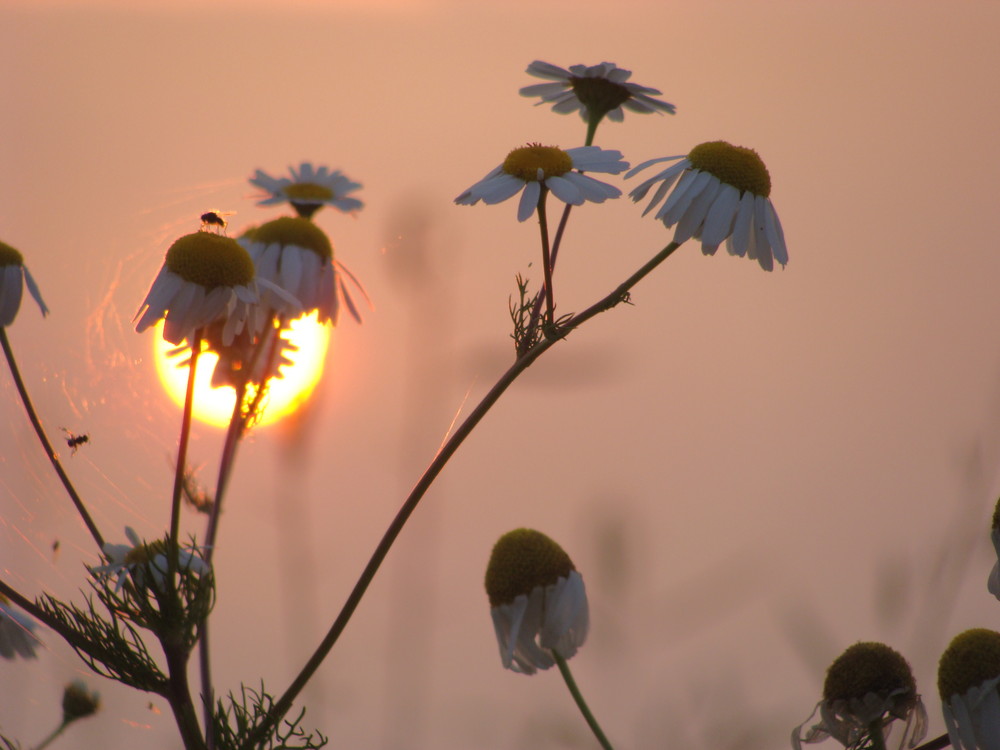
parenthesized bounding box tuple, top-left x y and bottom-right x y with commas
(152, 312, 331, 428)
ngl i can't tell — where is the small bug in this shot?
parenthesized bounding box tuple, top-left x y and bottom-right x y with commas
(200, 210, 235, 235)
(61, 428, 90, 455)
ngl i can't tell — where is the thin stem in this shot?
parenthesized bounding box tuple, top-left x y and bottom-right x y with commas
(239, 240, 681, 750)
(169, 330, 202, 573)
(536, 189, 555, 325)
(0, 328, 104, 549)
(31, 720, 69, 750)
(553, 650, 614, 750)
(867, 719, 887, 750)
(912, 733, 950, 750)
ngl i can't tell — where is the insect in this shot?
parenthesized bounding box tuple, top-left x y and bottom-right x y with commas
(61, 428, 90, 455)
(199, 210, 235, 235)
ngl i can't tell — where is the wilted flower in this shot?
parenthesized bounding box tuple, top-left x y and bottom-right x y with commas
(793, 642, 927, 750)
(938, 628, 1000, 750)
(484, 528, 589, 675)
(0, 594, 42, 659)
(90, 526, 210, 593)
(456, 144, 628, 222)
(520, 60, 675, 125)
(134, 231, 299, 346)
(250, 162, 363, 219)
(0, 240, 49, 327)
(628, 140, 788, 271)
(61, 680, 101, 723)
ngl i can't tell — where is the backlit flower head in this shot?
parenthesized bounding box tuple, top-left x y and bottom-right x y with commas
(628, 140, 788, 271)
(135, 231, 299, 346)
(240, 216, 367, 326)
(988, 497, 1000, 601)
(0, 240, 49, 326)
(456, 144, 628, 222)
(938, 628, 1000, 750)
(520, 61, 675, 124)
(61, 680, 101, 723)
(0, 594, 42, 660)
(250, 162, 363, 219)
(90, 526, 210, 594)
(793, 642, 927, 750)
(484, 528, 589, 675)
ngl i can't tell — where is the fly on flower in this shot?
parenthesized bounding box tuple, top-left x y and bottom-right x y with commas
(200, 210, 235, 235)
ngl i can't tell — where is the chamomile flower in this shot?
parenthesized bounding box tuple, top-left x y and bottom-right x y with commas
(628, 140, 788, 271)
(520, 61, 676, 124)
(456, 144, 628, 222)
(135, 231, 299, 346)
(240, 216, 368, 326)
(250, 162, 363, 219)
(484, 528, 589, 675)
(0, 594, 41, 660)
(938, 629, 1000, 750)
(793, 642, 927, 750)
(0, 240, 49, 327)
(90, 526, 210, 593)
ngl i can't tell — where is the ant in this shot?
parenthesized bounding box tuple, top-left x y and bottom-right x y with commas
(61, 428, 90, 455)
(200, 210, 235, 235)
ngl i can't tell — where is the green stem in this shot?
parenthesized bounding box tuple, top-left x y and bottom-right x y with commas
(31, 720, 69, 750)
(168, 330, 202, 576)
(536, 188, 555, 325)
(867, 719, 887, 750)
(239, 240, 681, 750)
(553, 650, 614, 750)
(0, 328, 104, 549)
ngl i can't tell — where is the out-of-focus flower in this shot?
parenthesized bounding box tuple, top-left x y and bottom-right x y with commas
(520, 61, 675, 125)
(456, 144, 628, 222)
(134, 231, 299, 346)
(988, 498, 1000, 601)
(484, 528, 589, 675)
(0, 240, 49, 326)
(240, 217, 367, 326)
(792, 642, 927, 750)
(628, 140, 788, 271)
(938, 628, 1000, 750)
(250, 162, 363, 219)
(61, 680, 101, 723)
(90, 526, 210, 593)
(0, 594, 42, 659)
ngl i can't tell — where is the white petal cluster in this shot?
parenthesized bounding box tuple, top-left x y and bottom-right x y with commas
(0, 598, 41, 660)
(91, 526, 210, 593)
(0, 248, 49, 327)
(251, 162, 363, 214)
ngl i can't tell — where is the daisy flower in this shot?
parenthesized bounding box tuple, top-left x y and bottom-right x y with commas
(134, 231, 300, 346)
(240, 216, 369, 326)
(61, 680, 101, 723)
(250, 162, 363, 219)
(0, 594, 42, 659)
(938, 629, 1000, 750)
(90, 526, 210, 594)
(456, 144, 628, 222)
(520, 60, 676, 124)
(628, 140, 788, 271)
(793, 642, 927, 750)
(0, 240, 49, 327)
(484, 528, 589, 675)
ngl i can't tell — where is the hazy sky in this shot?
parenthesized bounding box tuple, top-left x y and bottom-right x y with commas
(2, 2, 1000, 749)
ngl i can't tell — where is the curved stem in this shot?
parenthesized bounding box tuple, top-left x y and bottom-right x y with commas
(536, 189, 555, 325)
(169, 331, 202, 576)
(31, 719, 69, 750)
(0, 328, 104, 549)
(239, 240, 681, 750)
(553, 650, 614, 750)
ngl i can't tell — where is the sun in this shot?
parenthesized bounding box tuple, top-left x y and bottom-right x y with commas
(153, 312, 331, 428)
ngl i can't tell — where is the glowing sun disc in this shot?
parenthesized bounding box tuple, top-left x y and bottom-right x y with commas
(153, 312, 331, 428)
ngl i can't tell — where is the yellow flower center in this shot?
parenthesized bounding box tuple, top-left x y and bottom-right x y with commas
(0, 241, 24, 268)
(687, 141, 771, 197)
(283, 183, 335, 203)
(502, 144, 573, 182)
(823, 642, 916, 705)
(570, 76, 631, 117)
(485, 528, 576, 607)
(244, 216, 333, 261)
(165, 233, 256, 290)
(938, 628, 1000, 699)
(123, 538, 168, 566)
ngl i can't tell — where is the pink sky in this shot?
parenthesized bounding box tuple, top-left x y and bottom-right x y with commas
(2, 2, 1000, 748)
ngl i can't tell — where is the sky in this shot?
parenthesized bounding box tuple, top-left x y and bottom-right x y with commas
(2, 1, 1000, 748)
